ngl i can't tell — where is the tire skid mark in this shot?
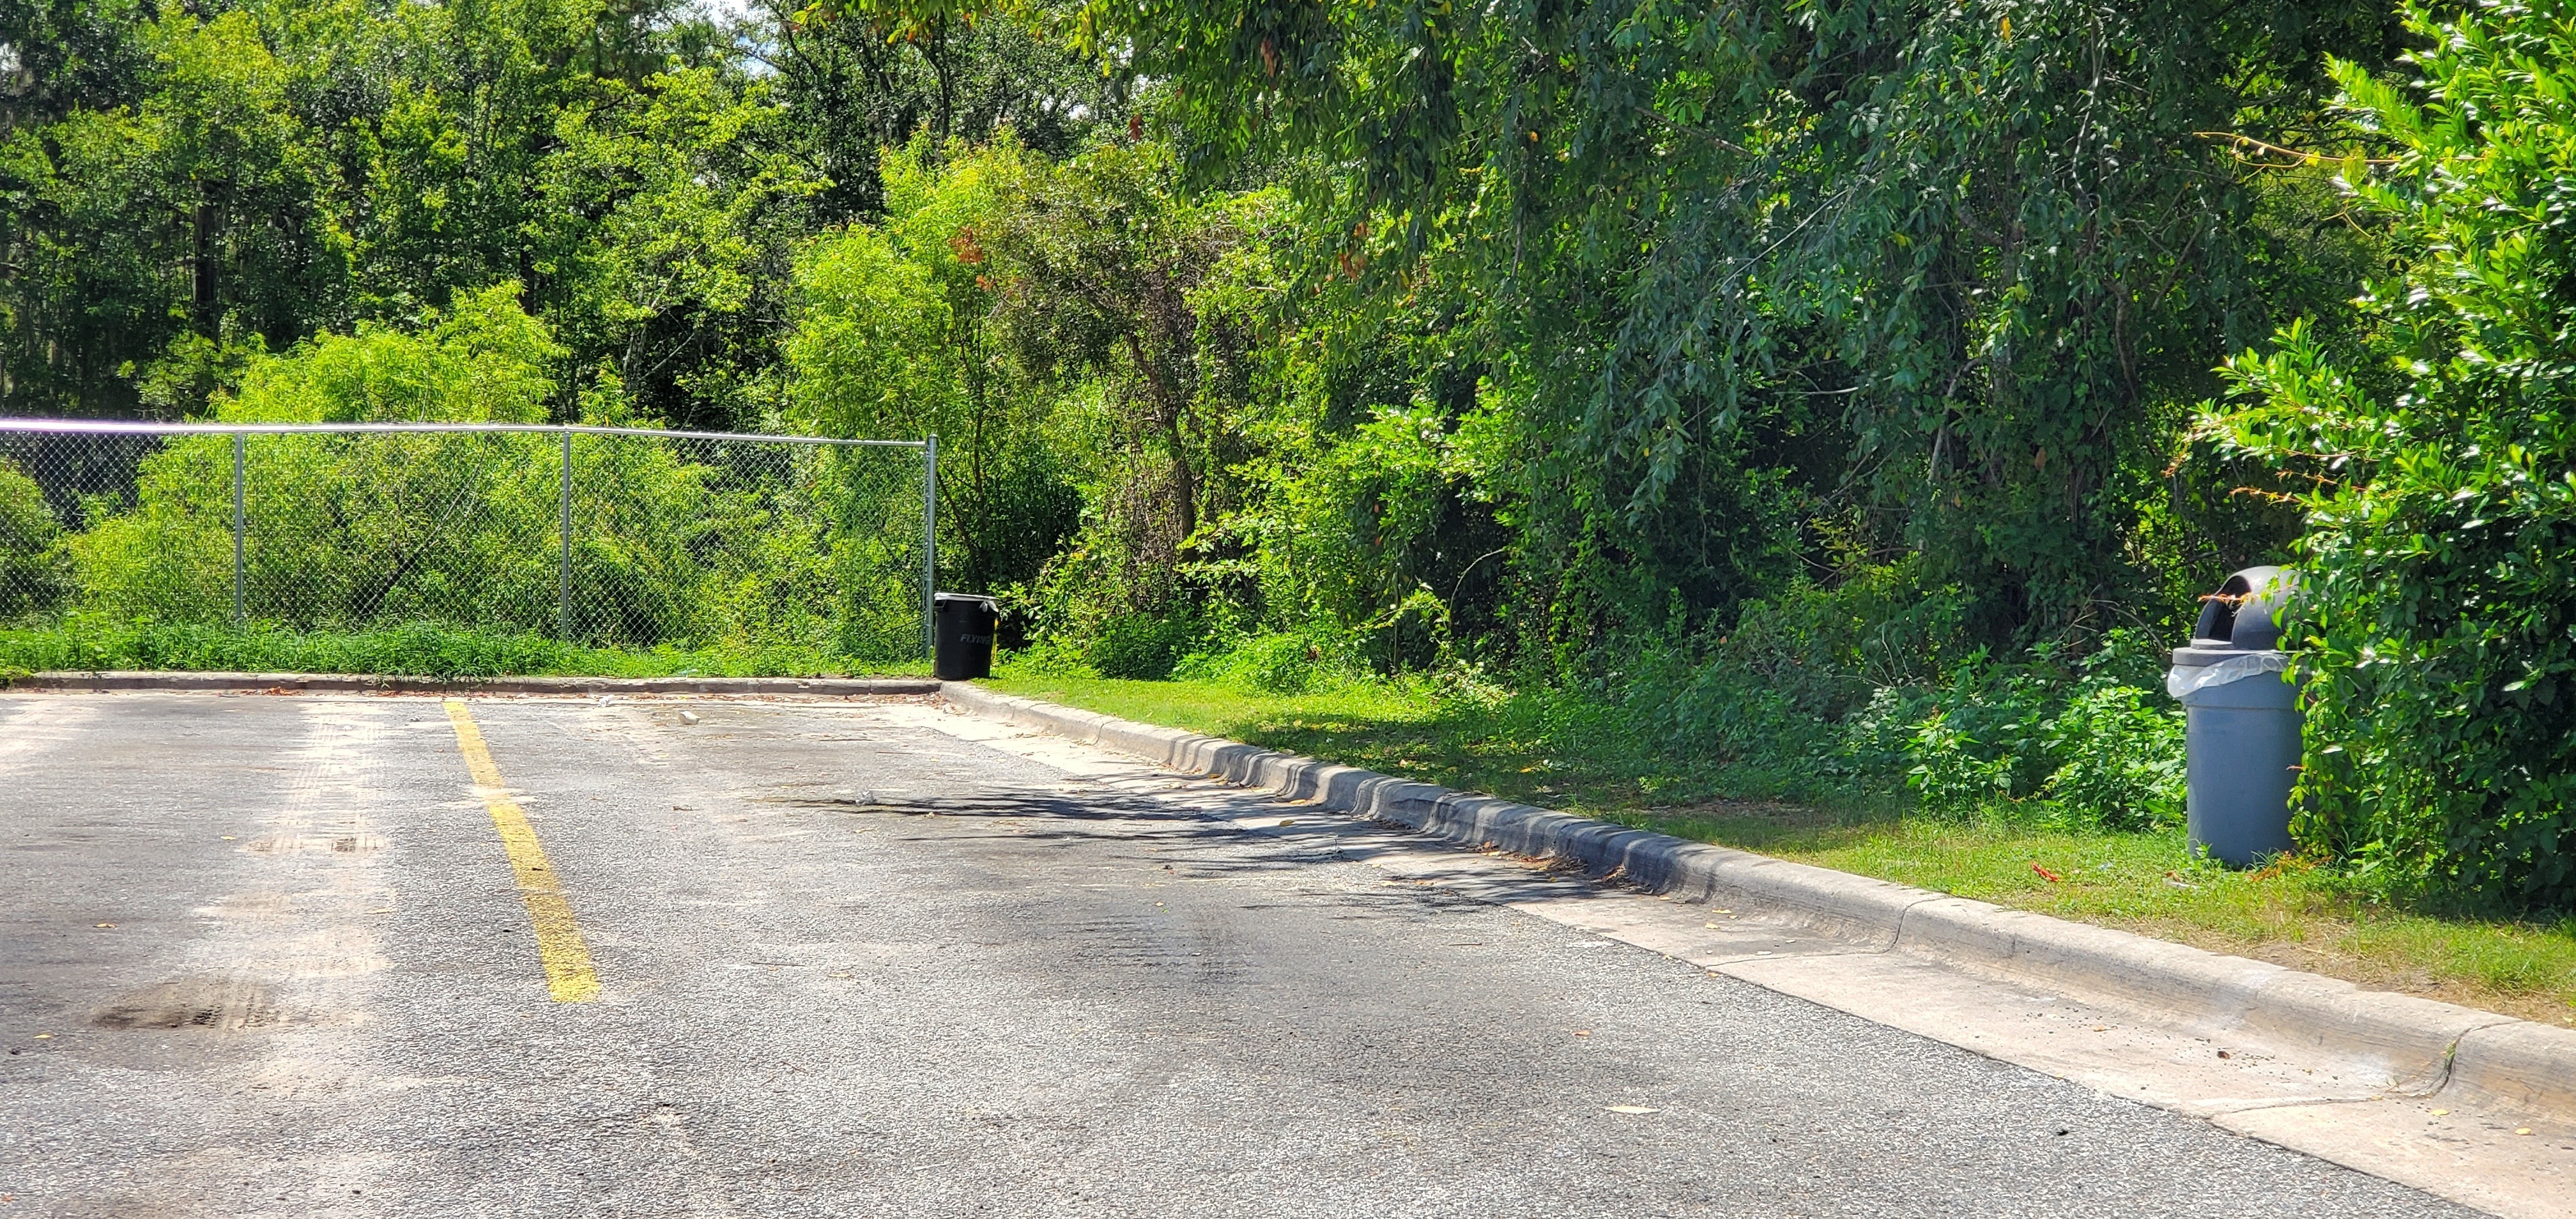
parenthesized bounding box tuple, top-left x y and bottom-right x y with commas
(31, 698, 415, 1210)
(125, 702, 397, 1034)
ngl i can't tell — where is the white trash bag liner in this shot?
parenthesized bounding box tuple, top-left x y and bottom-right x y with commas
(2166, 651, 2289, 699)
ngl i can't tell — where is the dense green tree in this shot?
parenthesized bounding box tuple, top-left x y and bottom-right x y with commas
(0, 0, 823, 425)
(1083, 0, 2398, 647)
(981, 138, 1248, 590)
(2212, 0, 2576, 907)
(788, 137, 1223, 599)
(762, 0, 1126, 223)
(1, 4, 320, 416)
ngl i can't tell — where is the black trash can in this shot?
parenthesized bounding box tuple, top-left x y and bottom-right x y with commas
(2166, 566, 2300, 866)
(933, 593, 1000, 680)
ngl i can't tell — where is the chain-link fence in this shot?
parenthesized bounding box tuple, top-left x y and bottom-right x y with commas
(0, 421, 936, 664)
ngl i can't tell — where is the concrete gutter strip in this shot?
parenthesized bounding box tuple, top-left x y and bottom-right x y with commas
(10, 670, 939, 696)
(939, 680, 2576, 1122)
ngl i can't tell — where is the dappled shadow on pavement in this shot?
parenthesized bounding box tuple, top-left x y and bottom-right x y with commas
(757, 779, 1609, 916)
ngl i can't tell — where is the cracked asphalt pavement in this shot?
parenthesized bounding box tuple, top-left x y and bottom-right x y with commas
(0, 692, 2484, 1216)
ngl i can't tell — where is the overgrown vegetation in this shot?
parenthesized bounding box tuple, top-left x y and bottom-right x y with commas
(2207, 1, 2576, 910)
(8, 284, 926, 660)
(7, 0, 2576, 917)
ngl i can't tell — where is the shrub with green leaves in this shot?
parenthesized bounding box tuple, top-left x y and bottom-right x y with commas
(61, 288, 925, 662)
(2040, 676, 2186, 832)
(1087, 613, 1200, 681)
(1896, 633, 2183, 829)
(72, 287, 569, 627)
(1901, 659, 2056, 816)
(0, 459, 66, 619)
(2211, 0, 2576, 907)
(1173, 622, 1372, 694)
(1906, 707, 2025, 814)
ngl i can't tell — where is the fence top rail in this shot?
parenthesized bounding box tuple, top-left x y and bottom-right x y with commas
(0, 418, 929, 448)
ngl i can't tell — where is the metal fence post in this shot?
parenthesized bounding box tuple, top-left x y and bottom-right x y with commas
(230, 433, 245, 624)
(558, 427, 574, 641)
(923, 434, 938, 661)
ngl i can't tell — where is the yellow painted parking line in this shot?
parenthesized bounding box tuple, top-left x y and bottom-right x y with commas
(442, 699, 600, 1003)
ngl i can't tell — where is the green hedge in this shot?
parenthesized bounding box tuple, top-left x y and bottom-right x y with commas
(2212, 1, 2576, 909)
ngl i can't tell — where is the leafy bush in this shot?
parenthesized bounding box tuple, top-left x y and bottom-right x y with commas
(2040, 677, 2186, 831)
(2210, 1, 2576, 907)
(50, 291, 927, 664)
(1173, 622, 1370, 693)
(1087, 613, 1200, 680)
(1586, 561, 1985, 798)
(1906, 707, 2023, 814)
(1540, 583, 2185, 822)
(997, 632, 1094, 677)
(785, 222, 951, 442)
(1901, 660, 2058, 816)
(1620, 645, 1840, 788)
(1715, 559, 1974, 719)
(0, 459, 66, 619)
(72, 289, 568, 628)
(1896, 634, 2184, 829)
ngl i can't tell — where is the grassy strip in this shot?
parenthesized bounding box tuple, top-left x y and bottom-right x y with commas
(988, 666, 2576, 1027)
(0, 620, 926, 680)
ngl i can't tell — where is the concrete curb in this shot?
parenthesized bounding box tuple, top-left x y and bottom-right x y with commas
(7, 670, 940, 697)
(939, 680, 2576, 1122)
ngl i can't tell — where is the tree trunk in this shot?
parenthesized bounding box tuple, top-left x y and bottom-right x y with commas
(190, 196, 219, 338)
(1123, 330, 1194, 542)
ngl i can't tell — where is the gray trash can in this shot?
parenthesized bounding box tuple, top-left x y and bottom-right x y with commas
(933, 593, 1000, 680)
(2167, 566, 2301, 866)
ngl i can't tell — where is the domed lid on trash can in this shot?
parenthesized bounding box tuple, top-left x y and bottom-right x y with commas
(2173, 566, 2295, 664)
(2169, 567, 2296, 698)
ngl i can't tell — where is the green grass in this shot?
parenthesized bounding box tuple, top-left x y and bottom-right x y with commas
(988, 666, 2576, 1027)
(0, 618, 926, 681)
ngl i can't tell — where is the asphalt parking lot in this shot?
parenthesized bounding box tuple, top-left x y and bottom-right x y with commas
(0, 692, 2479, 1217)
